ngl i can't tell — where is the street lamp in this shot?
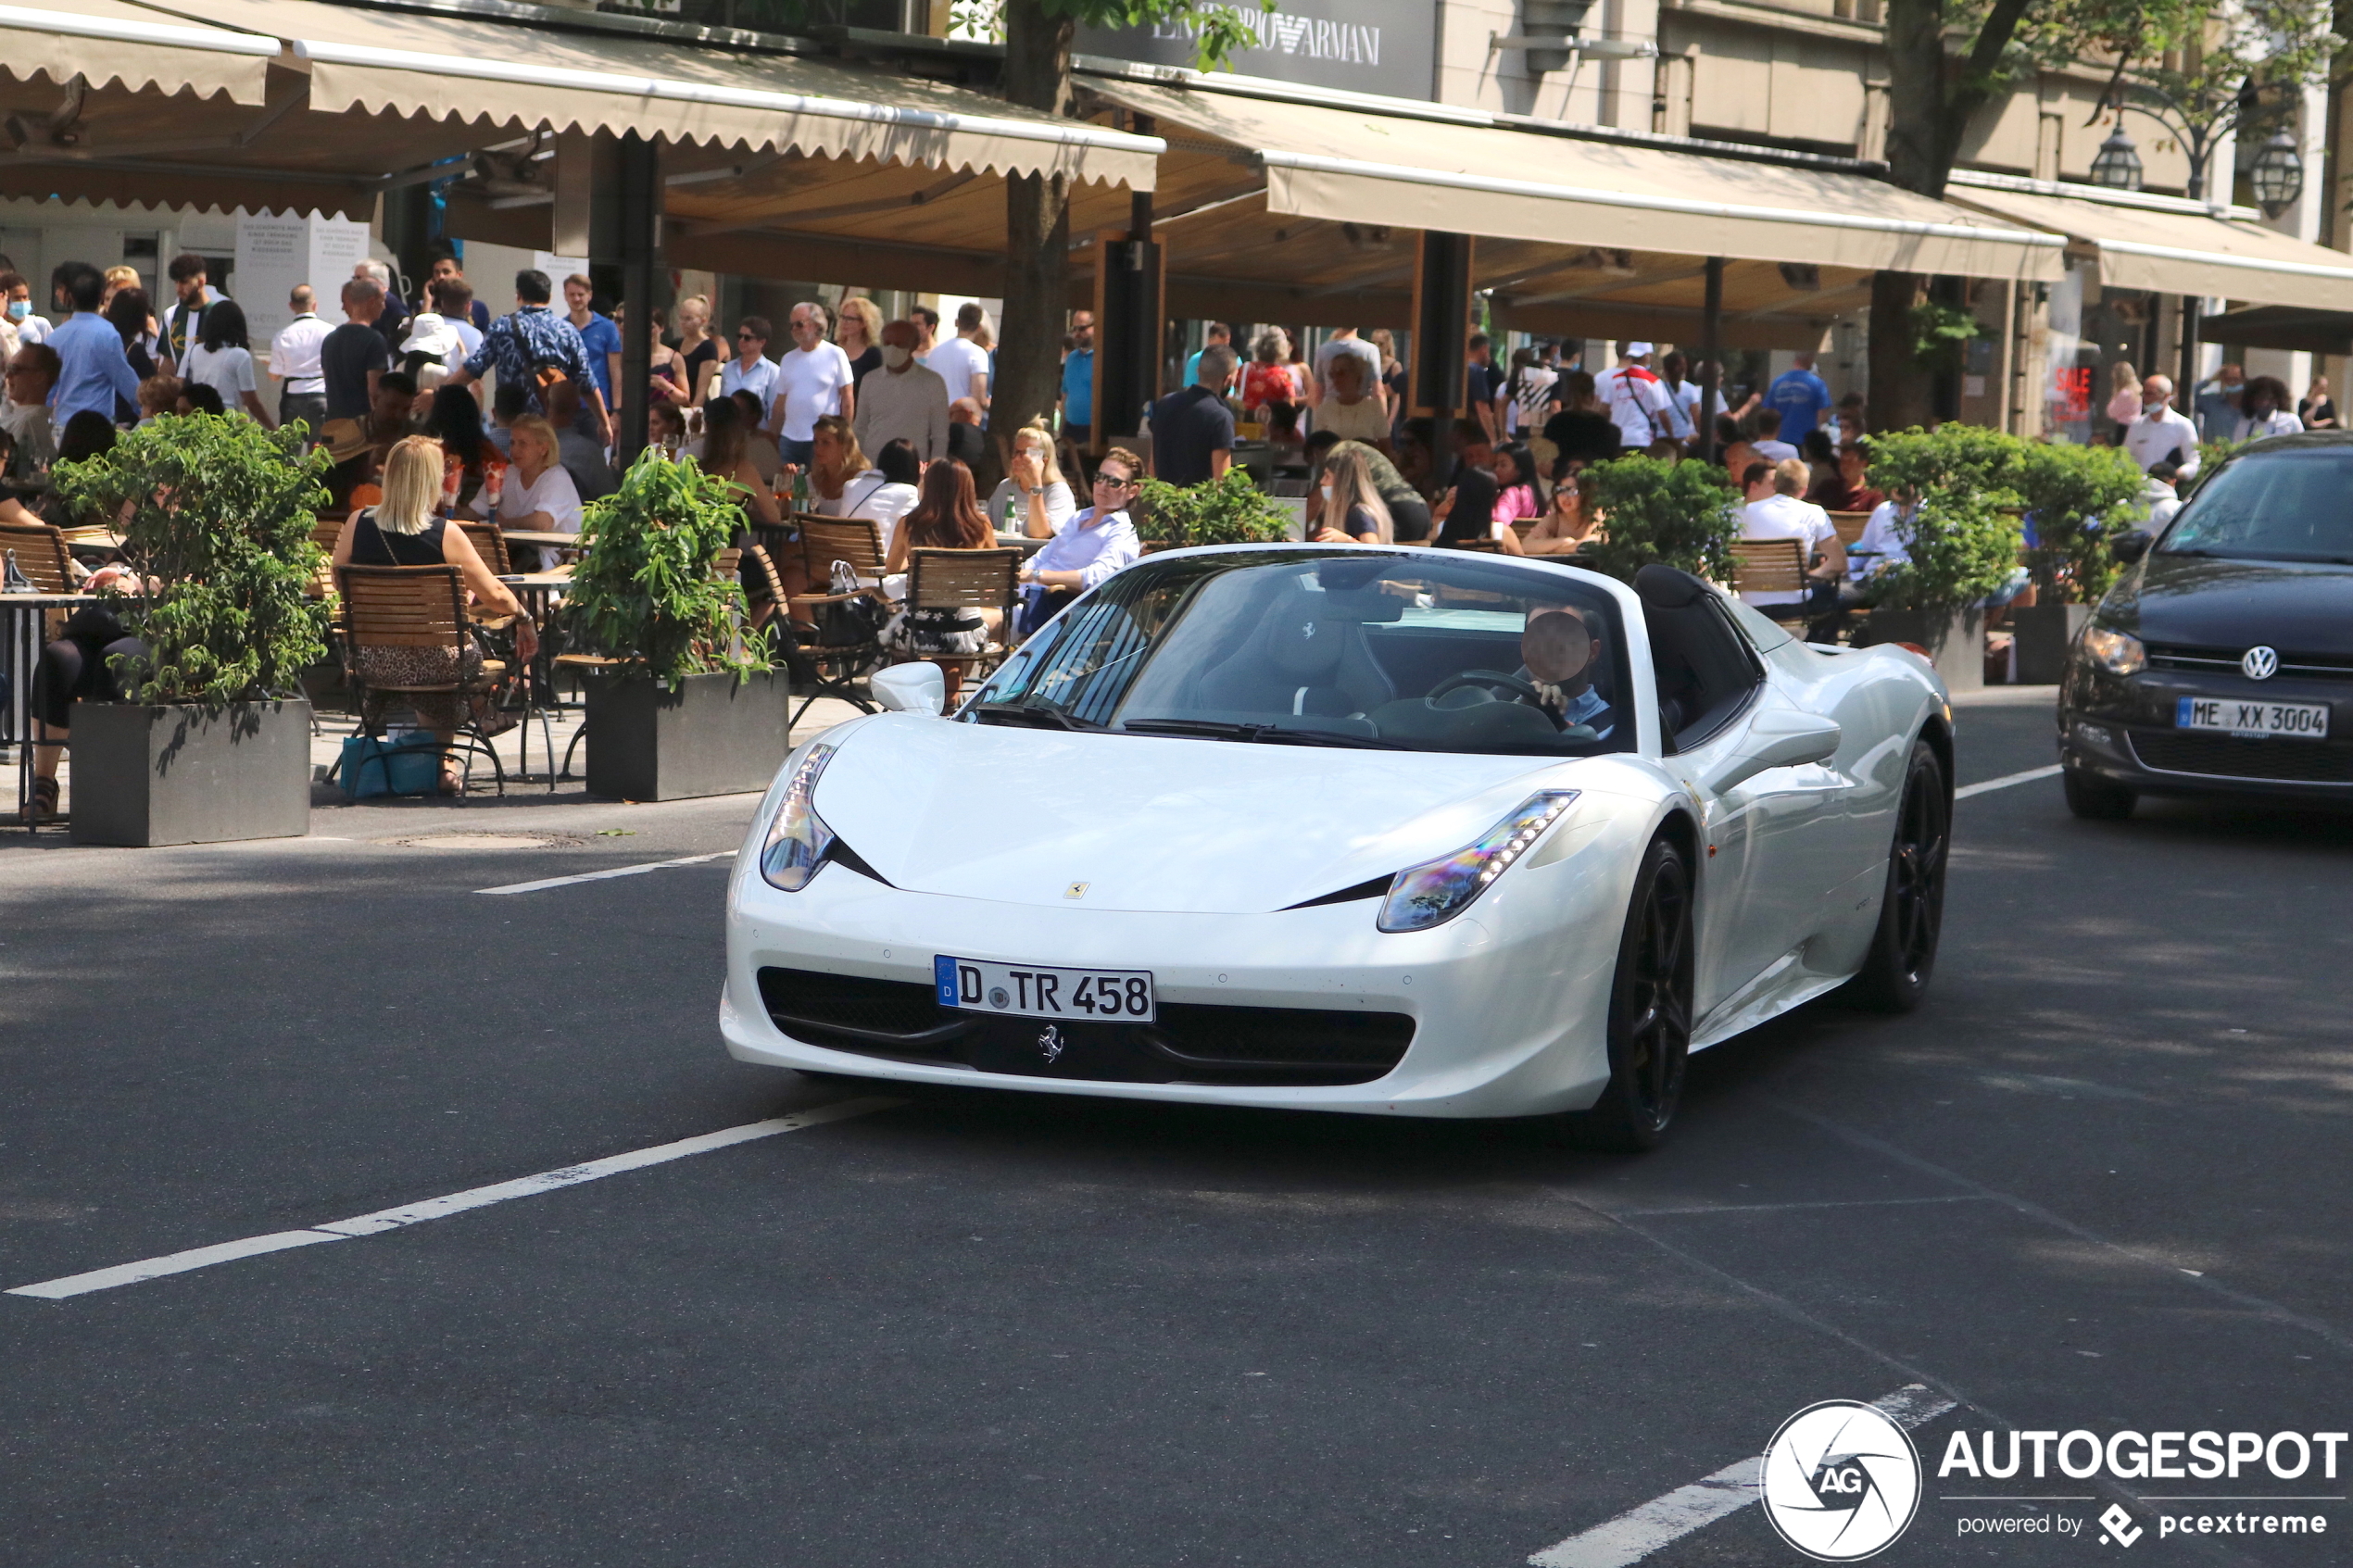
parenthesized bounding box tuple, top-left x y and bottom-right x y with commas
(2250, 130, 2305, 217)
(2089, 126, 2144, 191)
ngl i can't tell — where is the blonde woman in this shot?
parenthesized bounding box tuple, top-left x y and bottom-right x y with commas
(333, 434, 535, 793)
(805, 413, 870, 514)
(987, 417, 1076, 536)
(836, 295, 884, 384)
(2105, 361, 2143, 429)
(676, 294, 722, 406)
(1311, 443, 1393, 544)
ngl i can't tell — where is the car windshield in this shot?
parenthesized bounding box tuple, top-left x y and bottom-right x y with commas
(2161, 447, 2353, 563)
(966, 549, 1634, 757)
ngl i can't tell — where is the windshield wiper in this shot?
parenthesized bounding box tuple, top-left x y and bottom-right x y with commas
(967, 701, 1099, 731)
(1118, 718, 1401, 749)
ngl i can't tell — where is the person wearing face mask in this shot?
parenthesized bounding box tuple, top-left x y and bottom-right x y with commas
(851, 319, 950, 461)
(1310, 445, 1391, 544)
(2, 270, 52, 345)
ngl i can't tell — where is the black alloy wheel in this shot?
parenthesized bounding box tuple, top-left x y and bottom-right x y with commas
(1847, 739, 1948, 1012)
(1570, 834, 1695, 1152)
(2062, 765, 2137, 821)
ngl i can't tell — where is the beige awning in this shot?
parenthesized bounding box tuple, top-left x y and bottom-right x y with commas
(1091, 79, 2064, 282)
(0, 0, 277, 107)
(182, 0, 1159, 190)
(1946, 182, 2353, 310)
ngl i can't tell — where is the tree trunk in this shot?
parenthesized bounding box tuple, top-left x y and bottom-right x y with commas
(1869, 270, 1936, 433)
(996, 1, 1077, 465)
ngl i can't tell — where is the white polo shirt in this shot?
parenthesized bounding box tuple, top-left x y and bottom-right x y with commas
(2124, 405, 2202, 478)
(1740, 493, 1839, 607)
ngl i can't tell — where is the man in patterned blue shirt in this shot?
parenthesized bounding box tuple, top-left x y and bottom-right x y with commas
(443, 270, 591, 423)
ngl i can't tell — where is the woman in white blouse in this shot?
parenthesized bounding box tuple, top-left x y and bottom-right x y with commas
(473, 415, 580, 569)
(833, 436, 923, 558)
(181, 300, 271, 427)
(986, 419, 1076, 537)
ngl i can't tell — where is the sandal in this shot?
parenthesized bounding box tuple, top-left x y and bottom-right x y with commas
(21, 775, 58, 823)
(437, 764, 466, 797)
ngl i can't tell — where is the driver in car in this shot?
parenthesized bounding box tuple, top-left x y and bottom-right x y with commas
(1519, 609, 1612, 737)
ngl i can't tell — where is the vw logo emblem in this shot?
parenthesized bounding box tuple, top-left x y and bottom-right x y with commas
(2242, 646, 2280, 681)
(1036, 1024, 1065, 1063)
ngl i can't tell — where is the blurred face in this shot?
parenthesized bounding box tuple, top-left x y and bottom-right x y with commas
(178, 271, 207, 304)
(736, 326, 766, 361)
(372, 386, 414, 426)
(4, 348, 52, 402)
(812, 425, 843, 469)
(2143, 377, 2173, 410)
(1071, 312, 1094, 350)
(2220, 365, 2244, 389)
(1495, 450, 1519, 487)
(564, 279, 591, 315)
(788, 307, 824, 349)
(432, 258, 461, 284)
(511, 427, 550, 472)
(1090, 461, 1135, 508)
(677, 299, 708, 336)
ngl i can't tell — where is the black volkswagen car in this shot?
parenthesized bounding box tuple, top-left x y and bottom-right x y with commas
(2060, 432, 2353, 818)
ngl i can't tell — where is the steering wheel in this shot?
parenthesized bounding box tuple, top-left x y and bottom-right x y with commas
(1426, 669, 1565, 730)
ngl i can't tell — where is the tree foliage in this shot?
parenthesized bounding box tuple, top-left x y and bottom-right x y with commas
(51, 413, 331, 707)
(1578, 455, 1742, 586)
(2014, 441, 2147, 603)
(568, 450, 772, 684)
(1133, 469, 1290, 546)
(1860, 427, 2028, 615)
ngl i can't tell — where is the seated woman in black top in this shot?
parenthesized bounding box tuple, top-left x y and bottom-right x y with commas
(333, 434, 538, 794)
(1432, 465, 1527, 554)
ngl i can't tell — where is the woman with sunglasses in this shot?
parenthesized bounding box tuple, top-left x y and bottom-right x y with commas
(1015, 445, 1145, 635)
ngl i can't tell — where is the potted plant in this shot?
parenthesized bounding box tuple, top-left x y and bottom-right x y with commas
(49, 412, 330, 846)
(1133, 470, 1293, 550)
(566, 449, 781, 800)
(1577, 454, 1741, 586)
(1854, 426, 2028, 692)
(2010, 442, 2146, 683)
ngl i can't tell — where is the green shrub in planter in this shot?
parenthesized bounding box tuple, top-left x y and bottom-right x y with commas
(51, 411, 332, 703)
(1134, 469, 1291, 547)
(567, 450, 771, 682)
(2014, 441, 2147, 603)
(1859, 427, 2026, 615)
(1577, 454, 1741, 585)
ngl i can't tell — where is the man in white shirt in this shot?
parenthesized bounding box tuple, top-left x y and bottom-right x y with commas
(1739, 457, 1843, 615)
(1017, 445, 1143, 635)
(923, 302, 992, 412)
(855, 319, 950, 461)
(720, 314, 783, 432)
(270, 283, 332, 434)
(771, 301, 856, 467)
(1847, 495, 1913, 583)
(2123, 373, 2202, 481)
(1595, 341, 1676, 452)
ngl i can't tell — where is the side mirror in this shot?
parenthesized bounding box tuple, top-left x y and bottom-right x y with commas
(1704, 709, 1842, 796)
(2109, 529, 2153, 566)
(871, 662, 946, 716)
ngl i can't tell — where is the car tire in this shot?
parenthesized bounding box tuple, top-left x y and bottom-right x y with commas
(1567, 834, 1695, 1153)
(1846, 739, 1948, 1013)
(2061, 766, 2136, 821)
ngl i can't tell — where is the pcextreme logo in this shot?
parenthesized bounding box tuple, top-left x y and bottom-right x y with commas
(1760, 1400, 1925, 1561)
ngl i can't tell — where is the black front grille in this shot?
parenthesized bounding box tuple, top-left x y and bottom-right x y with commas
(2129, 732, 2353, 784)
(756, 966, 1414, 1086)
(2146, 644, 2353, 681)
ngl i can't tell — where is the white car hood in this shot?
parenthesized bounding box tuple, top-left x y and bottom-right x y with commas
(814, 714, 1579, 914)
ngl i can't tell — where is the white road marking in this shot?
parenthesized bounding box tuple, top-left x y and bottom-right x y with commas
(8, 1098, 898, 1301)
(1954, 764, 2061, 800)
(475, 849, 736, 896)
(1526, 1384, 1957, 1568)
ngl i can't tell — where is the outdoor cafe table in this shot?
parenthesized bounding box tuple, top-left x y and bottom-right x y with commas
(3, 591, 95, 811)
(499, 530, 580, 553)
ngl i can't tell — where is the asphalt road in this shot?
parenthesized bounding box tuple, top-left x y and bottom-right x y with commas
(4, 695, 2347, 1568)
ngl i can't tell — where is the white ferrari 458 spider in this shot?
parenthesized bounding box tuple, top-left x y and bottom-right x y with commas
(721, 546, 1952, 1148)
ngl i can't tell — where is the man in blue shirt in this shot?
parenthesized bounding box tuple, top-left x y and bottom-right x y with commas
(1060, 310, 1095, 445)
(45, 261, 139, 428)
(561, 273, 620, 445)
(1767, 350, 1832, 446)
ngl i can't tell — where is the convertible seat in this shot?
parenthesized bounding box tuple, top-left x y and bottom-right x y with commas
(1190, 587, 1397, 719)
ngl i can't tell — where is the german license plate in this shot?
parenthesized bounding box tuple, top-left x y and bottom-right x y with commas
(2175, 696, 2330, 739)
(935, 956, 1156, 1022)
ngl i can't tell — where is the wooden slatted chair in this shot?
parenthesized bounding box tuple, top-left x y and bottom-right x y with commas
(454, 519, 512, 576)
(1730, 538, 1812, 624)
(900, 547, 1021, 705)
(334, 564, 512, 797)
(789, 517, 894, 733)
(0, 519, 75, 592)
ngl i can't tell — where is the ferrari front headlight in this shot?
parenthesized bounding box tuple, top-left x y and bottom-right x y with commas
(2081, 626, 2145, 676)
(759, 743, 837, 891)
(1377, 791, 1579, 934)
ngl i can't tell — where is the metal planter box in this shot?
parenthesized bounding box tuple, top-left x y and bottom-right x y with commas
(2007, 603, 2093, 685)
(69, 698, 313, 847)
(1854, 607, 1986, 693)
(583, 670, 791, 801)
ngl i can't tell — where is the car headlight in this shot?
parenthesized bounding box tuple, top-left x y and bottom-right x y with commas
(1378, 791, 1579, 934)
(2081, 627, 2145, 676)
(759, 743, 837, 891)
